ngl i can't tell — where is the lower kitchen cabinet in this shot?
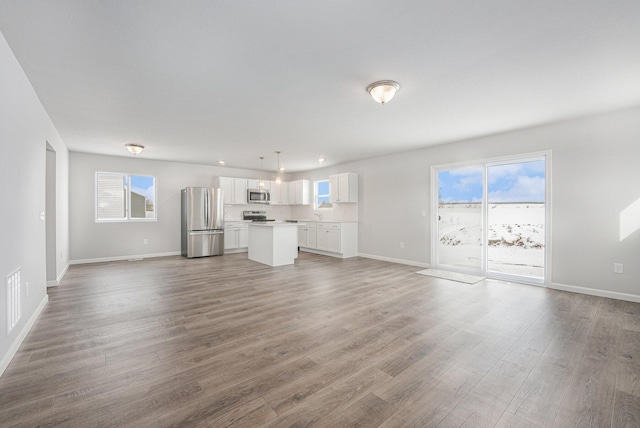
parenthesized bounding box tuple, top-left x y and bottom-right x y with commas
(316, 223, 341, 253)
(298, 222, 317, 249)
(300, 222, 358, 258)
(224, 222, 249, 251)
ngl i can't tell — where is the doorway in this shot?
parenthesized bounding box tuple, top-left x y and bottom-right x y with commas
(46, 142, 57, 285)
(433, 153, 548, 284)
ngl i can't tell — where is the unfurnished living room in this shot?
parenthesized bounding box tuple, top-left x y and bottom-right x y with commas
(1, 1, 640, 427)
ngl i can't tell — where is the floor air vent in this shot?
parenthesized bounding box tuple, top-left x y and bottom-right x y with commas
(7, 268, 21, 334)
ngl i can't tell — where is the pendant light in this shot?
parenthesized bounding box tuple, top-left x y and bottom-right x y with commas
(275, 151, 282, 184)
(259, 156, 265, 188)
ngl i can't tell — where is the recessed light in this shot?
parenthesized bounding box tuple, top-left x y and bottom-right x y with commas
(318, 157, 326, 163)
(218, 160, 225, 165)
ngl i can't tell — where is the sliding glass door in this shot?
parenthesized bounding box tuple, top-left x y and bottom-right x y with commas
(436, 167, 485, 273)
(434, 154, 547, 283)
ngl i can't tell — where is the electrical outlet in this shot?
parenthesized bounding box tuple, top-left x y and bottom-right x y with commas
(143, 238, 149, 245)
(614, 263, 624, 274)
(400, 241, 405, 249)
(421, 210, 427, 217)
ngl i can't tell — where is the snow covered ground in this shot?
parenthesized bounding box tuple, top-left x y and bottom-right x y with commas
(438, 203, 545, 278)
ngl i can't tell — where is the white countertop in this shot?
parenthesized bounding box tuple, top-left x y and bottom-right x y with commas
(248, 221, 302, 227)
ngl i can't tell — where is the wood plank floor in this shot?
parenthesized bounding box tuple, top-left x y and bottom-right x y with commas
(1, 252, 639, 427)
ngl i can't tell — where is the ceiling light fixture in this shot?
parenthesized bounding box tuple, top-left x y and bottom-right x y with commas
(318, 157, 326, 163)
(218, 160, 225, 165)
(366, 80, 400, 104)
(125, 143, 144, 155)
(275, 151, 282, 184)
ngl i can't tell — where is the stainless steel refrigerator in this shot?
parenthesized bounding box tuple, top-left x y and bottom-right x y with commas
(181, 187, 224, 258)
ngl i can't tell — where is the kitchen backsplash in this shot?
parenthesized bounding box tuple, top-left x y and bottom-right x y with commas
(224, 203, 358, 222)
(224, 205, 291, 221)
(290, 203, 358, 222)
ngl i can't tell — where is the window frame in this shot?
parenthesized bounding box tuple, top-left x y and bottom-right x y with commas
(95, 171, 157, 223)
(430, 150, 551, 286)
(314, 179, 332, 209)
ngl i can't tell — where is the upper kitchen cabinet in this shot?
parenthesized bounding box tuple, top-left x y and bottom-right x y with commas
(248, 179, 270, 190)
(288, 180, 311, 205)
(269, 181, 289, 205)
(329, 173, 358, 203)
(214, 177, 248, 204)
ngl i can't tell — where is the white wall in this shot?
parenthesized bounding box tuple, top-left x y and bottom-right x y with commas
(0, 31, 69, 374)
(69, 153, 291, 261)
(292, 107, 640, 300)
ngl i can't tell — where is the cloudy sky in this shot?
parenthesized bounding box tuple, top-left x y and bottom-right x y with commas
(438, 160, 545, 203)
(130, 175, 155, 200)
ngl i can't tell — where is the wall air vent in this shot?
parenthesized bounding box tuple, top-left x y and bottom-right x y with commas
(7, 268, 22, 334)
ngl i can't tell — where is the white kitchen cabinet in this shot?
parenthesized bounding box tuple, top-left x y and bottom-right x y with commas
(224, 221, 249, 250)
(305, 222, 358, 258)
(288, 180, 310, 205)
(298, 222, 317, 249)
(238, 227, 249, 248)
(269, 181, 289, 205)
(316, 223, 341, 253)
(329, 172, 358, 203)
(214, 177, 248, 204)
(248, 179, 270, 190)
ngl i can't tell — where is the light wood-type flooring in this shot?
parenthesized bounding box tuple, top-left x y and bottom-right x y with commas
(1, 252, 640, 427)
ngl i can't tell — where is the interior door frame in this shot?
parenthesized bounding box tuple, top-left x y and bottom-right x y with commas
(430, 150, 552, 286)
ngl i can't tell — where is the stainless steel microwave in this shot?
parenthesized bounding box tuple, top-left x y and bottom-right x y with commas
(247, 188, 270, 204)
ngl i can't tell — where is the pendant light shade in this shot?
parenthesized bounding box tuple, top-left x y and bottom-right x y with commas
(259, 156, 265, 187)
(125, 143, 144, 155)
(275, 151, 282, 184)
(366, 80, 400, 104)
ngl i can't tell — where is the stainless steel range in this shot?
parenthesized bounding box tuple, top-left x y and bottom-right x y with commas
(242, 210, 275, 222)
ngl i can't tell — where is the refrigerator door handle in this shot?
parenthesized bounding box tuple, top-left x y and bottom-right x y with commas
(189, 230, 224, 236)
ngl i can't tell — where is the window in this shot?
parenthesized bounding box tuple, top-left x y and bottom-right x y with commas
(315, 180, 331, 209)
(96, 172, 156, 221)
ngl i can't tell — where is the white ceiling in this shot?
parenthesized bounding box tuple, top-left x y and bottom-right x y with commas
(1, 1, 639, 172)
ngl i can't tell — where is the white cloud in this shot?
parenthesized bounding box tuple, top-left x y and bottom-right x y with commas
(131, 184, 154, 200)
(488, 175, 545, 202)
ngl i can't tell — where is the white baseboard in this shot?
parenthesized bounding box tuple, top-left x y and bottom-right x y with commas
(224, 248, 248, 254)
(356, 256, 640, 303)
(0, 294, 48, 378)
(358, 253, 431, 268)
(70, 251, 181, 265)
(549, 282, 640, 303)
(299, 248, 355, 259)
(47, 262, 70, 287)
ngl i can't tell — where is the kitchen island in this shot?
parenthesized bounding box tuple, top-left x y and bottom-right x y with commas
(248, 222, 301, 267)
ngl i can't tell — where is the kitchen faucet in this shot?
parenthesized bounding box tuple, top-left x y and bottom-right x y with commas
(314, 213, 321, 220)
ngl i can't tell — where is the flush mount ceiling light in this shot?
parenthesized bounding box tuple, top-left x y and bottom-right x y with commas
(275, 151, 282, 184)
(318, 157, 326, 163)
(125, 143, 144, 155)
(218, 160, 225, 165)
(366, 80, 400, 104)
